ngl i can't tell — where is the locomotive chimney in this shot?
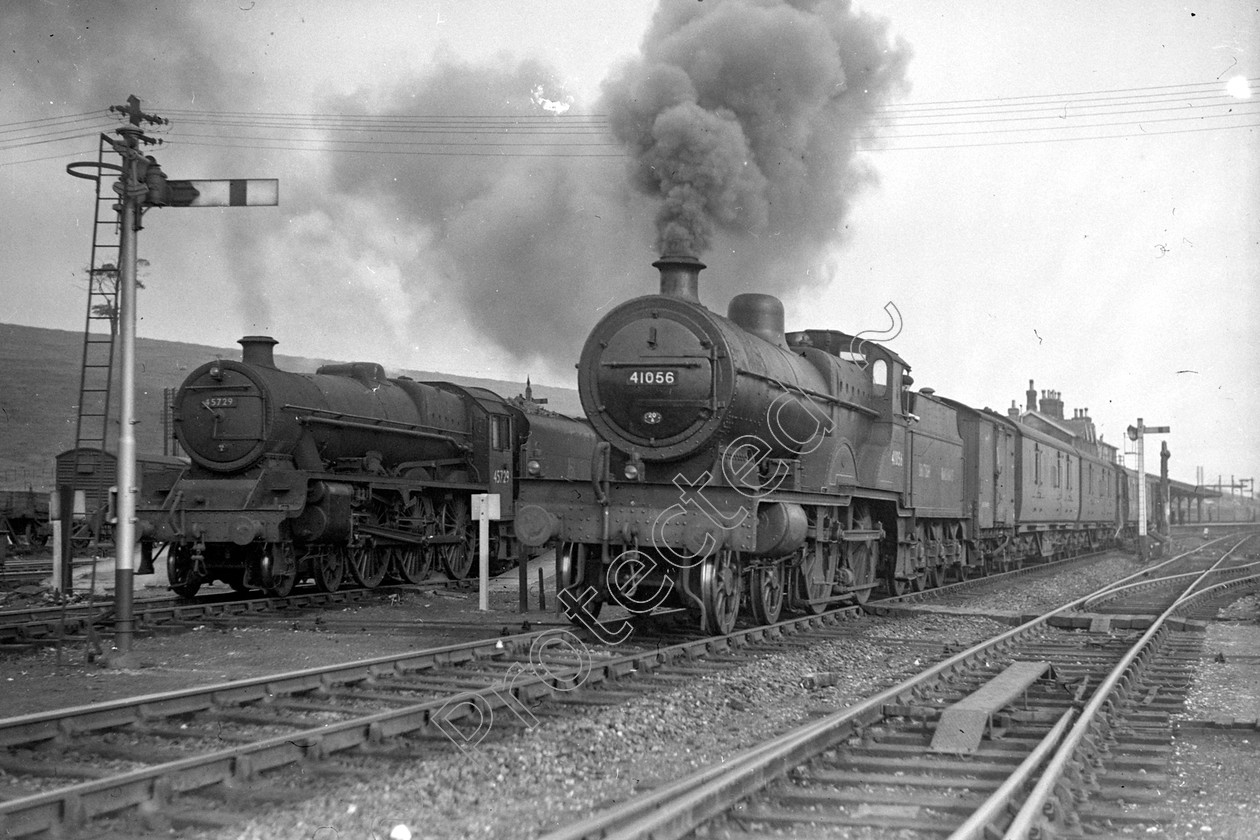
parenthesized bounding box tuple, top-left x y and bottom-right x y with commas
(653, 255, 705, 301)
(239, 335, 279, 368)
(1026, 379, 1036, 412)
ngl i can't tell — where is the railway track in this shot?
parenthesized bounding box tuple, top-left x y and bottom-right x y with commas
(0, 548, 1102, 838)
(0, 560, 96, 588)
(0, 598, 891, 836)
(0, 541, 1243, 837)
(0, 537, 1129, 653)
(0, 584, 447, 653)
(540, 535, 1258, 840)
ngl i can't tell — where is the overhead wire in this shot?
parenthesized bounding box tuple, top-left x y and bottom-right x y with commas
(0, 78, 1255, 164)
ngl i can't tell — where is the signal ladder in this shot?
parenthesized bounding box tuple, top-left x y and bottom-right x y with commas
(69, 133, 123, 546)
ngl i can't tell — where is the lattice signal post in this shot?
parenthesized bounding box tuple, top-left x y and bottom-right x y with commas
(66, 95, 277, 667)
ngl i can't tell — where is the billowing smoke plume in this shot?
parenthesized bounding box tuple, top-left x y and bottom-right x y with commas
(312, 0, 910, 374)
(1, 5, 245, 115)
(602, 0, 911, 260)
(314, 57, 654, 376)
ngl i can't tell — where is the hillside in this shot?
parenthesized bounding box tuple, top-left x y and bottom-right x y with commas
(0, 323, 581, 491)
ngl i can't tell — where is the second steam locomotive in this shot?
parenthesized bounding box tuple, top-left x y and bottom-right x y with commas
(137, 336, 594, 597)
(516, 257, 1148, 635)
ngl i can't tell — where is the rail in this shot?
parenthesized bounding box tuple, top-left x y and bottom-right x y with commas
(538, 536, 1254, 840)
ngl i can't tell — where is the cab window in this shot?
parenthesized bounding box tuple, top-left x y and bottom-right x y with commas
(490, 415, 511, 451)
(871, 359, 888, 397)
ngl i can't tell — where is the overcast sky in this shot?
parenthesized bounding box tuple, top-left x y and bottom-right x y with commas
(2, 1, 1256, 493)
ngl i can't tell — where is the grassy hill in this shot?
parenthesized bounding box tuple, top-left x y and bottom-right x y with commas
(0, 323, 581, 492)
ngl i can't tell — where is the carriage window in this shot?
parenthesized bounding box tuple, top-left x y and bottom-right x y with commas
(490, 416, 511, 451)
(1034, 445, 1042, 484)
(871, 359, 888, 397)
(1054, 452, 1061, 488)
(1066, 456, 1072, 490)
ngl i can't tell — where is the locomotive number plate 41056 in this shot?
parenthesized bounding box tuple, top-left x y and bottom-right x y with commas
(627, 370, 675, 385)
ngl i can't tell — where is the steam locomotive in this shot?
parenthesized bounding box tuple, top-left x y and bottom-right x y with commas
(515, 257, 1148, 635)
(136, 337, 594, 598)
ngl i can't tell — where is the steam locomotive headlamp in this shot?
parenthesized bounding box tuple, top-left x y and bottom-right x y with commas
(624, 452, 645, 482)
(209, 365, 222, 381)
(526, 459, 542, 476)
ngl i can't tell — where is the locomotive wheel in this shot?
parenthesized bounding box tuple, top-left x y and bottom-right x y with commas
(911, 524, 929, 591)
(312, 547, 346, 593)
(926, 524, 946, 588)
(795, 542, 837, 615)
(262, 542, 298, 597)
(699, 549, 743, 635)
(952, 524, 970, 582)
(745, 563, 784, 625)
(391, 545, 434, 585)
(167, 544, 202, 599)
(349, 542, 389, 588)
(26, 523, 49, 547)
(847, 506, 877, 605)
(437, 498, 473, 580)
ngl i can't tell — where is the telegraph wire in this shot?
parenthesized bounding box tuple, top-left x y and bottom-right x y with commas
(170, 139, 628, 158)
(0, 112, 101, 137)
(876, 77, 1257, 110)
(861, 119, 1260, 152)
(860, 106, 1258, 142)
(0, 78, 1255, 161)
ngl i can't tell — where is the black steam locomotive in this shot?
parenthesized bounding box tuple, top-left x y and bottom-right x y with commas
(137, 336, 594, 598)
(516, 257, 1145, 635)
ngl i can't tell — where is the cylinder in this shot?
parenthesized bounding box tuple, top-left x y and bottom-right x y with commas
(753, 503, 808, 557)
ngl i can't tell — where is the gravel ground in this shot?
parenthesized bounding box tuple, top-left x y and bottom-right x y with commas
(0, 585, 555, 717)
(214, 611, 1015, 840)
(3, 547, 1256, 839)
(1155, 593, 1260, 840)
(929, 551, 1150, 615)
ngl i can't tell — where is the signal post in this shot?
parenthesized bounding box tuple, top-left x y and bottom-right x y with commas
(67, 95, 277, 667)
(1126, 418, 1171, 562)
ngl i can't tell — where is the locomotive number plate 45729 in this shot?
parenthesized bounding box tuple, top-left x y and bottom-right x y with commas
(627, 370, 675, 385)
(202, 396, 237, 408)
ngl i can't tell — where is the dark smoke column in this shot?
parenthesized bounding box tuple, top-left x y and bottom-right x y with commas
(602, 0, 911, 260)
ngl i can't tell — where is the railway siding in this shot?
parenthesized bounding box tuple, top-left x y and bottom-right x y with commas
(0, 537, 1254, 838)
(535, 536, 1257, 840)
